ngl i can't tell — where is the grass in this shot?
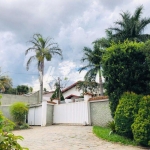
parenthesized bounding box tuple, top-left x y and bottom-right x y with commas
(93, 126, 137, 146)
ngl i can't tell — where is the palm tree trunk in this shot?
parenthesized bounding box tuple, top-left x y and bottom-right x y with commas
(99, 68, 103, 96)
(40, 61, 44, 102)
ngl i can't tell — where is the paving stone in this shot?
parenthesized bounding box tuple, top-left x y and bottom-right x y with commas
(13, 126, 144, 150)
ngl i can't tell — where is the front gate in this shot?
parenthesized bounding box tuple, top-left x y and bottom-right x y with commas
(53, 101, 90, 125)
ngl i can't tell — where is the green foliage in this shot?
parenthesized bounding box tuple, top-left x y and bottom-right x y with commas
(10, 102, 29, 125)
(93, 126, 137, 146)
(17, 85, 29, 94)
(76, 81, 99, 94)
(79, 41, 104, 95)
(4, 87, 17, 95)
(107, 120, 116, 133)
(102, 40, 150, 117)
(114, 92, 141, 138)
(14, 123, 30, 130)
(51, 87, 64, 101)
(0, 111, 28, 150)
(0, 73, 12, 92)
(131, 96, 150, 147)
(106, 6, 150, 42)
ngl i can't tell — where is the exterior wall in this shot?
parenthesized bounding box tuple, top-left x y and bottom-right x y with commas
(1, 91, 40, 105)
(53, 101, 90, 125)
(0, 105, 12, 121)
(46, 104, 54, 125)
(90, 100, 113, 127)
(63, 87, 82, 98)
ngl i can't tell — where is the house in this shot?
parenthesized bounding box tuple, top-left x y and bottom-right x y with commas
(62, 81, 83, 99)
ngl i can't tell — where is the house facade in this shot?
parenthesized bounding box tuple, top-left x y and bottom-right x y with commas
(62, 81, 83, 99)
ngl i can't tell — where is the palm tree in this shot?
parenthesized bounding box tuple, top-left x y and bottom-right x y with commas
(79, 42, 104, 95)
(0, 72, 12, 92)
(107, 6, 150, 42)
(25, 34, 62, 101)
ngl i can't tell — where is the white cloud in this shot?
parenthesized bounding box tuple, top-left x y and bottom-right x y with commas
(1, 0, 150, 90)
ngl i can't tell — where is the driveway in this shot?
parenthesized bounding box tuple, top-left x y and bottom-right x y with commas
(13, 126, 144, 150)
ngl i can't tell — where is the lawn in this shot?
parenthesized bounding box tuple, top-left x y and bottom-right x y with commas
(93, 126, 137, 146)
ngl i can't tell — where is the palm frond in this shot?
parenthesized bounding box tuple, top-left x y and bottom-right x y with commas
(26, 55, 36, 71)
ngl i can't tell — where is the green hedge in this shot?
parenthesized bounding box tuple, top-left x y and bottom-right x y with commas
(114, 92, 141, 138)
(131, 96, 150, 147)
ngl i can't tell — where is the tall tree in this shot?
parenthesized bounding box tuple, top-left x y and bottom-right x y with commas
(25, 34, 62, 101)
(107, 6, 150, 42)
(79, 42, 104, 95)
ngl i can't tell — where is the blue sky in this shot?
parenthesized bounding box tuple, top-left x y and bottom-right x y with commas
(1, 0, 150, 91)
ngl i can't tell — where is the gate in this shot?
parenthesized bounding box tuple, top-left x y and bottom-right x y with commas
(53, 101, 90, 125)
(28, 105, 42, 125)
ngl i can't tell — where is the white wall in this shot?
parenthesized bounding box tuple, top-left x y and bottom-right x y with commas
(63, 87, 82, 98)
(53, 101, 90, 125)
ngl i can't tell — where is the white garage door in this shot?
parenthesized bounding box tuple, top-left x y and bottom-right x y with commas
(28, 106, 42, 125)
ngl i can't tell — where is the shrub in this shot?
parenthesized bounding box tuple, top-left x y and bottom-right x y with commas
(114, 92, 141, 138)
(107, 120, 116, 133)
(0, 111, 28, 150)
(10, 102, 28, 125)
(131, 96, 150, 147)
(102, 41, 150, 117)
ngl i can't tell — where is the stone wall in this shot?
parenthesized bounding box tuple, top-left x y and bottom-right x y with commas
(90, 100, 113, 127)
(0, 91, 40, 105)
(46, 104, 54, 125)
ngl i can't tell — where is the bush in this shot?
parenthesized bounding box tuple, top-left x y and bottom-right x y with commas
(131, 96, 150, 147)
(102, 41, 150, 117)
(114, 92, 141, 138)
(14, 123, 30, 130)
(107, 120, 116, 133)
(10, 102, 28, 125)
(0, 111, 28, 150)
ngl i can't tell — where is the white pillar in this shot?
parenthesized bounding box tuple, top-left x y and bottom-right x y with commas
(84, 94, 92, 101)
(41, 100, 47, 126)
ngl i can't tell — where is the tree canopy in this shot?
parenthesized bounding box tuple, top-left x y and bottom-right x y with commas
(107, 5, 150, 42)
(102, 40, 150, 117)
(79, 42, 104, 95)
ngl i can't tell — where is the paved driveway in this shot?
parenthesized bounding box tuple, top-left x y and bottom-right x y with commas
(13, 126, 144, 150)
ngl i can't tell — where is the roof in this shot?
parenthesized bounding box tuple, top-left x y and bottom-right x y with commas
(65, 94, 80, 99)
(89, 96, 108, 101)
(62, 81, 80, 93)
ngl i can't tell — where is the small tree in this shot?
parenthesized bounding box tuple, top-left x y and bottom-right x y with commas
(10, 102, 28, 126)
(51, 87, 64, 101)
